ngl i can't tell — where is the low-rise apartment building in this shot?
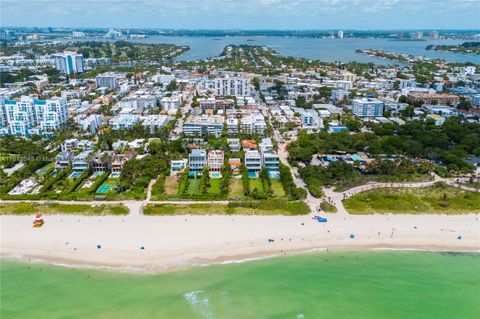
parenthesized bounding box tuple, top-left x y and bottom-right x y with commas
(352, 98, 385, 117)
(184, 115, 224, 137)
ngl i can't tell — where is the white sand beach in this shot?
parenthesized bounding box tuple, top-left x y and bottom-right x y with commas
(1, 213, 479, 272)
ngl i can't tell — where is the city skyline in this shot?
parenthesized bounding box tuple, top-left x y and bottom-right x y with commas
(2, 0, 480, 30)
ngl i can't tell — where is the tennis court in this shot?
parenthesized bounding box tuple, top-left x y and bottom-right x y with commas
(97, 184, 112, 193)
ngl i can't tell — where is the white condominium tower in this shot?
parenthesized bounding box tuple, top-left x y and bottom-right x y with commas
(0, 96, 68, 137)
(215, 76, 250, 97)
(53, 51, 84, 74)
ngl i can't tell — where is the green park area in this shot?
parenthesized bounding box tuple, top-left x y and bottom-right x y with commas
(143, 199, 309, 216)
(343, 183, 480, 215)
(0, 202, 128, 216)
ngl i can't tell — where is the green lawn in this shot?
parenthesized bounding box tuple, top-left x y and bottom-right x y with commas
(186, 178, 201, 195)
(343, 183, 480, 215)
(249, 178, 264, 193)
(144, 200, 310, 216)
(0, 203, 128, 215)
(208, 178, 221, 194)
(228, 178, 245, 199)
(271, 179, 286, 197)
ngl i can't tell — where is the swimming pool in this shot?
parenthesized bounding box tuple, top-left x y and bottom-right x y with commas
(248, 171, 258, 178)
(268, 171, 280, 179)
(110, 173, 121, 178)
(209, 172, 222, 178)
(69, 172, 81, 178)
(330, 126, 348, 132)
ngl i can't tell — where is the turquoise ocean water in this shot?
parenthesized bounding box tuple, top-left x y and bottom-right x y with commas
(1, 251, 479, 319)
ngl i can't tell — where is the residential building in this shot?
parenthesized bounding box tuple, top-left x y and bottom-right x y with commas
(96, 72, 118, 89)
(301, 112, 315, 127)
(52, 51, 84, 74)
(208, 150, 224, 172)
(406, 92, 460, 105)
(184, 115, 224, 137)
(427, 114, 446, 126)
(160, 96, 181, 112)
(153, 74, 175, 86)
(1, 96, 68, 137)
(215, 76, 250, 97)
(400, 80, 417, 89)
(170, 159, 188, 173)
(240, 113, 267, 135)
(245, 150, 262, 173)
(262, 152, 280, 172)
(189, 149, 207, 175)
(433, 82, 444, 92)
(199, 97, 235, 111)
(111, 151, 134, 174)
(80, 114, 103, 134)
(109, 114, 139, 130)
(228, 158, 242, 173)
(472, 94, 480, 106)
(55, 151, 71, 170)
(91, 151, 113, 172)
(227, 138, 241, 152)
(242, 139, 257, 151)
(226, 116, 238, 135)
(429, 31, 439, 40)
(72, 151, 91, 172)
(352, 98, 384, 117)
(259, 138, 273, 153)
(331, 90, 350, 102)
(141, 115, 171, 131)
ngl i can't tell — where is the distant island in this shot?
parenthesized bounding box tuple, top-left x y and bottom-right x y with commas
(426, 42, 480, 55)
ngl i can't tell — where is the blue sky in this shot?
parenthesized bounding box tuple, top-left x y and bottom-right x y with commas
(2, 0, 479, 29)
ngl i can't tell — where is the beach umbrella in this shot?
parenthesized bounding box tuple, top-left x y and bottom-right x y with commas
(34, 214, 43, 220)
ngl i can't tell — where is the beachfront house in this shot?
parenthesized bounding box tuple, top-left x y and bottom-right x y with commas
(170, 159, 188, 173)
(72, 151, 91, 172)
(262, 152, 280, 173)
(208, 150, 224, 173)
(188, 149, 207, 175)
(245, 150, 262, 173)
(91, 151, 113, 172)
(111, 151, 135, 174)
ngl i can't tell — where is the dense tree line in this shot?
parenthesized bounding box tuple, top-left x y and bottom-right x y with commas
(289, 117, 479, 173)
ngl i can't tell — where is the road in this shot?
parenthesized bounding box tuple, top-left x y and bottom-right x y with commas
(169, 85, 196, 140)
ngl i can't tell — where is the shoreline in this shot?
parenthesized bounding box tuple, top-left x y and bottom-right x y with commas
(2, 244, 480, 275)
(2, 213, 479, 274)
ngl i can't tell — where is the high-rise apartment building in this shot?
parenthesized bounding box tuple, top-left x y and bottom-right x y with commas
(53, 51, 84, 74)
(0, 96, 68, 137)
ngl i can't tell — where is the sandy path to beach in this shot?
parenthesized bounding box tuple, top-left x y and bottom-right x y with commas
(1, 213, 479, 272)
